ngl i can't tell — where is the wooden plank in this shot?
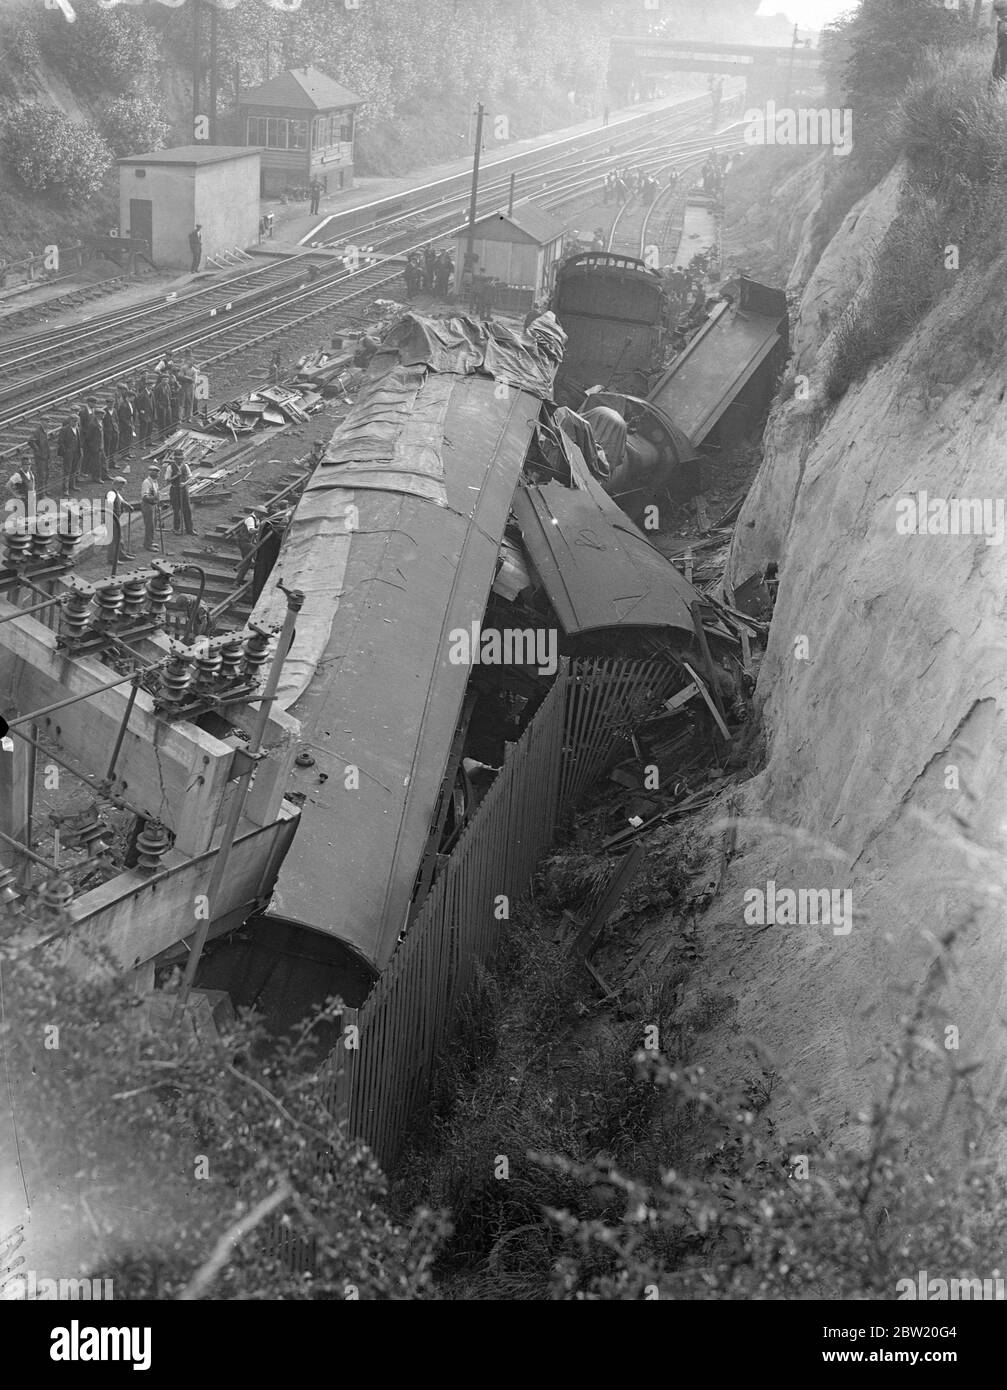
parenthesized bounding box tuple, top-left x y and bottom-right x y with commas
(694, 494, 710, 534)
(740, 627, 752, 676)
(570, 842, 645, 960)
(664, 682, 699, 712)
(681, 660, 731, 741)
(689, 601, 728, 722)
(601, 788, 717, 850)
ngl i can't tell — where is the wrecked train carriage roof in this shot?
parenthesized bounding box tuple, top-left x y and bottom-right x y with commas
(256, 314, 561, 974)
(513, 446, 705, 638)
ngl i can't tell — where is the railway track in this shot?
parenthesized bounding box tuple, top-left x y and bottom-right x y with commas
(0, 271, 151, 332)
(0, 93, 734, 462)
(605, 124, 749, 262)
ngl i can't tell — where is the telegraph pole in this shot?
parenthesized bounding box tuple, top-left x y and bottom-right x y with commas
(191, 0, 201, 135)
(465, 102, 485, 274)
(209, 0, 219, 140)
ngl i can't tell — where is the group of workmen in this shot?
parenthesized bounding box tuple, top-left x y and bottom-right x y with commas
(31, 349, 202, 497)
(7, 441, 197, 569)
(4, 346, 203, 571)
(403, 246, 454, 299)
(101, 448, 197, 567)
(603, 167, 661, 207)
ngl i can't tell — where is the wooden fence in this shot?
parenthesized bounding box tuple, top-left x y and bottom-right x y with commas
(323, 656, 678, 1170)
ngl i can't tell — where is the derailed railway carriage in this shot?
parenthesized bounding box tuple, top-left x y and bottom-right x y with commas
(191, 311, 716, 1023)
(552, 251, 672, 405)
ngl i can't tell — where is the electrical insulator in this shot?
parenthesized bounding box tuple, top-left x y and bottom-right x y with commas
(193, 647, 222, 689)
(120, 576, 148, 620)
(0, 866, 21, 911)
(218, 637, 245, 682)
(29, 528, 53, 561)
(158, 653, 193, 706)
(145, 569, 173, 619)
(242, 628, 271, 679)
(56, 510, 84, 561)
(61, 586, 93, 639)
(135, 820, 171, 872)
(94, 581, 123, 623)
(3, 525, 32, 567)
(75, 804, 113, 859)
(34, 878, 74, 919)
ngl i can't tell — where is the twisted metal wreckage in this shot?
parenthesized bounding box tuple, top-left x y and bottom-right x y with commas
(1, 309, 753, 1036)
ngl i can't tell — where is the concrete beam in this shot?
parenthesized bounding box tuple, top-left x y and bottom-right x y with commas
(35, 807, 299, 977)
(0, 731, 33, 886)
(0, 606, 236, 855)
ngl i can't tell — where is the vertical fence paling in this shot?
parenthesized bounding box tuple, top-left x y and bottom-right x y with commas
(321, 658, 673, 1171)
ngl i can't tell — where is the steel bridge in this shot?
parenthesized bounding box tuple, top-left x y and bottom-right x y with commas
(610, 36, 823, 100)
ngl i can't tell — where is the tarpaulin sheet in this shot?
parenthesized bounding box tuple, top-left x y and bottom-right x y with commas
(255, 310, 566, 709)
(258, 373, 539, 969)
(321, 362, 452, 506)
(374, 311, 566, 399)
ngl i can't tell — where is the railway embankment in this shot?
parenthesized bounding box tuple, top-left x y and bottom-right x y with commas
(702, 69, 1007, 1161)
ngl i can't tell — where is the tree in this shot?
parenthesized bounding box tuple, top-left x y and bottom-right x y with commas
(99, 94, 172, 158)
(36, 0, 159, 94)
(840, 0, 969, 127)
(2, 105, 112, 198)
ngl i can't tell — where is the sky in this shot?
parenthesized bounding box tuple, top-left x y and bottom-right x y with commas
(756, 0, 857, 31)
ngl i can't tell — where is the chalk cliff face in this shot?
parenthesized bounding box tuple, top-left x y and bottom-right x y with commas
(701, 160, 1007, 1153)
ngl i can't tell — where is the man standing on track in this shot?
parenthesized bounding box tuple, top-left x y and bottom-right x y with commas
(104, 476, 134, 568)
(6, 453, 36, 515)
(177, 352, 196, 422)
(116, 387, 135, 460)
(102, 399, 119, 470)
(309, 178, 322, 215)
(189, 225, 203, 273)
(164, 449, 196, 537)
(140, 465, 161, 551)
(153, 373, 172, 436)
(434, 250, 452, 298)
(251, 505, 289, 604)
(404, 253, 421, 299)
(58, 413, 81, 494)
(80, 399, 108, 483)
(168, 369, 182, 429)
(28, 422, 51, 495)
(135, 378, 152, 445)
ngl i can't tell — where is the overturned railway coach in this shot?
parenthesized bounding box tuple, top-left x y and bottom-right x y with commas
(551, 252, 671, 406)
(247, 318, 560, 979)
(194, 312, 711, 1020)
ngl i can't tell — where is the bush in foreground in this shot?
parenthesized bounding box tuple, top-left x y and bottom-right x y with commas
(2, 104, 112, 199)
(397, 905, 1006, 1300)
(0, 937, 443, 1299)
